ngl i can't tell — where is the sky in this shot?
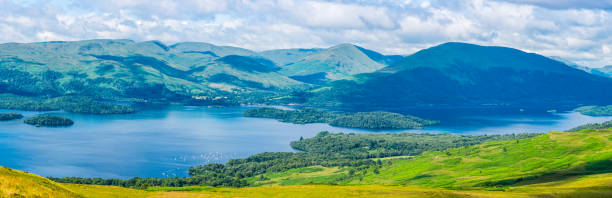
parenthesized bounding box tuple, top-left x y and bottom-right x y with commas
(1, 0, 611, 67)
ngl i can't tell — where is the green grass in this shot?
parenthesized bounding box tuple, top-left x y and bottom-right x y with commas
(3, 165, 612, 197)
(145, 186, 218, 192)
(0, 167, 80, 198)
(352, 129, 612, 189)
(247, 166, 348, 186)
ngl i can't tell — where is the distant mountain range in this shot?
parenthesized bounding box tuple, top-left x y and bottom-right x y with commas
(1, 40, 611, 107)
(550, 56, 612, 78)
(0, 40, 401, 103)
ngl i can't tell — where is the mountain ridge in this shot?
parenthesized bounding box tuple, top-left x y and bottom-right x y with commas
(1, 39, 611, 108)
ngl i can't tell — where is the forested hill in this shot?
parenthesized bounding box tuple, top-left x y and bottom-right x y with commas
(303, 42, 612, 108)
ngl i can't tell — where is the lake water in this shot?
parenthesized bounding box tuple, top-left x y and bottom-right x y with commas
(0, 106, 611, 179)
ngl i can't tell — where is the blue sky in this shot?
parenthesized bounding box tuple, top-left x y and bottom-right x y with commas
(1, 0, 611, 67)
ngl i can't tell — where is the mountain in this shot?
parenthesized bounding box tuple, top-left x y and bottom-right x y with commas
(0, 39, 304, 103)
(593, 65, 612, 78)
(279, 44, 401, 85)
(304, 42, 612, 108)
(550, 56, 612, 79)
(259, 48, 324, 66)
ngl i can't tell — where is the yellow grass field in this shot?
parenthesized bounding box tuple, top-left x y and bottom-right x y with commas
(3, 165, 612, 198)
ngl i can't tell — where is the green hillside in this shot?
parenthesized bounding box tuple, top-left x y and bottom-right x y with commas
(0, 167, 80, 198)
(304, 42, 612, 107)
(352, 129, 612, 190)
(259, 48, 324, 66)
(280, 44, 392, 84)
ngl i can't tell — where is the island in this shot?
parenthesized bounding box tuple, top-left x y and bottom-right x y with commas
(0, 112, 23, 121)
(0, 94, 135, 114)
(243, 107, 439, 129)
(24, 115, 74, 127)
(574, 105, 612, 116)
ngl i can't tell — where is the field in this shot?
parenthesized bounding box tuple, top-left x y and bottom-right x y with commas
(4, 174, 612, 198)
(353, 129, 612, 189)
(0, 167, 79, 198)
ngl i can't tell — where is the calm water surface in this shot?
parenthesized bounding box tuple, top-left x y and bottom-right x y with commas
(0, 106, 610, 178)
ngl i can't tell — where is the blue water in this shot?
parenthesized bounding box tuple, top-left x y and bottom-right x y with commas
(0, 106, 610, 179)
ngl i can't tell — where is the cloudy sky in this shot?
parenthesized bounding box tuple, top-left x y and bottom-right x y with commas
(1, 0, 611, 67)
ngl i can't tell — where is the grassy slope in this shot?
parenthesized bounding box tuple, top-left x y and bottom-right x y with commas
(0, 167, 80, 198)
(63, 179, 612, 198)
(353, 129, 612, 189)
(280, 44, 384, 80)
(247, 166, 349, 186)
(68, 184, 518, 198)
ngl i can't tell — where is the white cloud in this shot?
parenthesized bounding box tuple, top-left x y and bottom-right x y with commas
(0, 0, 610, 67)
(499, 0, 612, 10)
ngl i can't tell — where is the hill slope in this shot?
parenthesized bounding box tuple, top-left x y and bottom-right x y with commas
(0, 167, 80, 198)
(551, 56, 612, 79)
(259, 48, 324, 66)
(4, 164, 612, 198)
(305, 42, 612, 107)
(279, 44, 398, 84)
(593, 65, 612, 78)
(353, 129, 612, 189)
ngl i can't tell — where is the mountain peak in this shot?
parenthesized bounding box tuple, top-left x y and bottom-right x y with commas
(329, 43, 356, 49)
(280, 43, 385, 84)
(386, 42, 572, 73)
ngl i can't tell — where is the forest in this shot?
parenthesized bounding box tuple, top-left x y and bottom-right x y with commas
(243, 107, 439, 129)
(0, 94, 135, 114)
(24, 114, 74, 127)
(0, 112, 23, 121)
(49, 131, 537, 188)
